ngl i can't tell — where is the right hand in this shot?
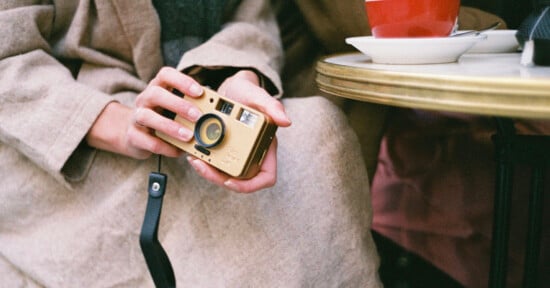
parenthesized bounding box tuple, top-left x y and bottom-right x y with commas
(85, 67, 204, 159)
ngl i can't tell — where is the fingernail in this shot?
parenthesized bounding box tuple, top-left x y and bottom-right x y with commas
(178, 127, 192, 141)
(279, 111, 292, 125)
(189, 84, 203, 96)
(224, 180, 238, 191)
(284, 115, 292, 125)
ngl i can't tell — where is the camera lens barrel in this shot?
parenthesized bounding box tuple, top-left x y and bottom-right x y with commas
(194, 113, 225, 148)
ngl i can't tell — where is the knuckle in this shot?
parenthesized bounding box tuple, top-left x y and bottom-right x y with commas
(148, 85, 163, 95)
(133, 108, 147, 124)
(126, 130, 141, 147)
(148, 85, 166, 102)
(134, 93, 147, 107)
(158, 67, 173, 79)
(147, 140, 164, 155)
(136, 86, 161, 106)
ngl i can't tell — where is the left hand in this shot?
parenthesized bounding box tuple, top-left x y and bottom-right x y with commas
(186, 70, 291, 193)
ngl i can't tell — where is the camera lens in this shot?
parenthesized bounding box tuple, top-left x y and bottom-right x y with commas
(195, 114, 225, 148)
(205, 122, 221, 140)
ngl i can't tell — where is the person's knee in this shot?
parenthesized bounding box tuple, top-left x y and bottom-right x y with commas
(279, 96, 366, 174)
(281, 96, 354, 142)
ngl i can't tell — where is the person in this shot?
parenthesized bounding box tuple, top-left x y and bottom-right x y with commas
(273, 0, 549, 287)
(370, 109, 550, 288)
(0, 1, 382, 287)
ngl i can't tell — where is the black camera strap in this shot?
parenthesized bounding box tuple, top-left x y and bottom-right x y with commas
(140, 156, 176, 288)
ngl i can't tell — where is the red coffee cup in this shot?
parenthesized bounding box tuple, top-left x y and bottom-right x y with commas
(365, 0, 460, 38)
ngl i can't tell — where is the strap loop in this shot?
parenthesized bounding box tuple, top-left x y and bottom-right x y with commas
(140, 172, 176, 288)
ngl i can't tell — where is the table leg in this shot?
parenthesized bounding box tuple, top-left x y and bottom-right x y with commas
(522, 165, 544, 288)
(489, 118, 515, 288)
(491, 118, 548, 288)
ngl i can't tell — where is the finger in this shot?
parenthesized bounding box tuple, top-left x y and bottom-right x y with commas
(150, 67, 204, 97)
(137, 85, 202, 123)
(222, 138, 278, 193)
(222, 80, 291, 127)
(126, 126, 183, 158)
(186, 155, 230, 187)
(133, 106, 195, 142)
(187, 139, 278, 193)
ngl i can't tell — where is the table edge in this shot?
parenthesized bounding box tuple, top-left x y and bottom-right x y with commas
(316, 53, 550, 120)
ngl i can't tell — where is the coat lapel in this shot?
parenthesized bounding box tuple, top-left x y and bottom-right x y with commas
(109, 0, 163, 81)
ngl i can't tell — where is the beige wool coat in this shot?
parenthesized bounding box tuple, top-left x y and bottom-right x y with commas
(0, 1, 381, 287)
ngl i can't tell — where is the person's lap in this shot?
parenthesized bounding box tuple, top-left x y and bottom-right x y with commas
(0, 96, 381, 287)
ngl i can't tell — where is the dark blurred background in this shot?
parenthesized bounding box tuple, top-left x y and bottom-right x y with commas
(463, 0, 532, 28)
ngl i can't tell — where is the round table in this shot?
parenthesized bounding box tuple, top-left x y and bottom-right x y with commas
(317, 53, 550, 120)
(317, 52, 550, 288)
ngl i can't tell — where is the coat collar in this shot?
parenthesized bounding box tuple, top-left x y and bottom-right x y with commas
(110, 0, 164, 81)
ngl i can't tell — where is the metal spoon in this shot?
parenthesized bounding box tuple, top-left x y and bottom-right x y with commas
(450, 21, 501, 37)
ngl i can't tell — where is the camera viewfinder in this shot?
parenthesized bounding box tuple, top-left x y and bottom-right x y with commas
(217, 99, 234, 115)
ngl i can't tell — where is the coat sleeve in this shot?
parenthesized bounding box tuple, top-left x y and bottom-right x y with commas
(0, 3, 115, 185)
(177, 0, 283, 97)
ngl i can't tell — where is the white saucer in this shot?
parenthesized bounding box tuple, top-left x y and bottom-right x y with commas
(466, 30, 519, 53)
(346, 35, 486, 64)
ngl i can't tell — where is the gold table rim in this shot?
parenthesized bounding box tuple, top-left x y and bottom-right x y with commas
(316, 53, 550, 120)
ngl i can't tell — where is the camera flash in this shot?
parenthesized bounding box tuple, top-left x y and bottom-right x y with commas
(239, 109, 258, 127)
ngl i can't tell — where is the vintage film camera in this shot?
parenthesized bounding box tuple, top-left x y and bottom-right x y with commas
(156, 87, 277, 179)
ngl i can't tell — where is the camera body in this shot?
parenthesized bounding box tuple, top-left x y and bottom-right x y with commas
(156, 87, 277, 179)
